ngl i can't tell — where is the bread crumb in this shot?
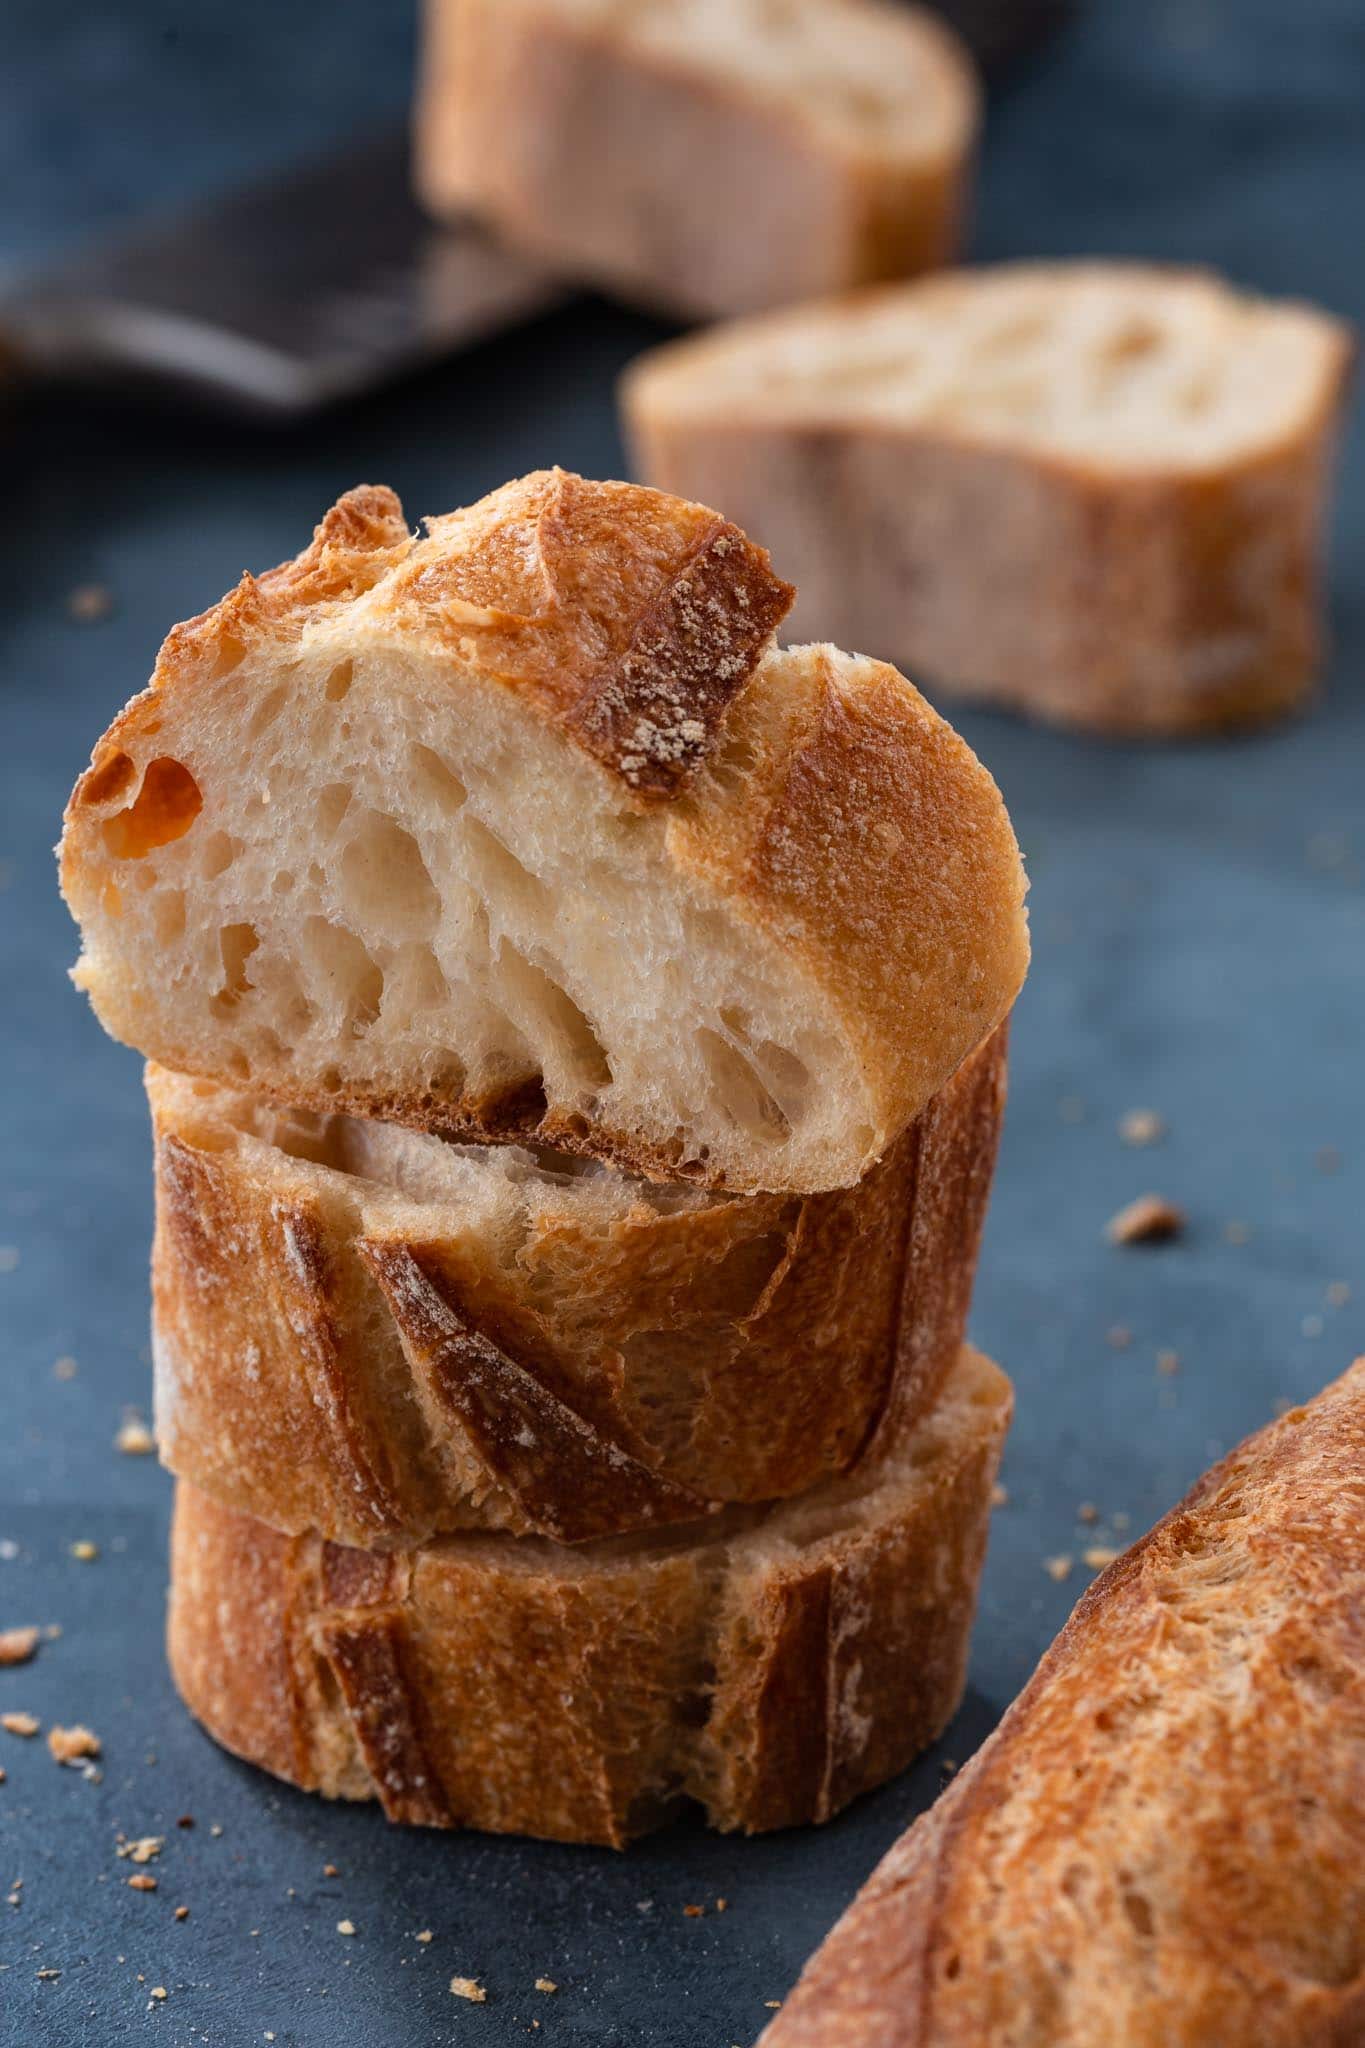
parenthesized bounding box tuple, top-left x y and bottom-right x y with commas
(1156, 1349, 1180, 1376)
(149, 1985, 167, 2002)
(175, 1905, 189, 1921)
(1043, 1555, 1073, 1583)
(2, 1711, 40, 1737)
(69, 1540, 98, 1562)
(765, 2001, 783, 2010)
(683, 1904, 705, 1917)
(0, 1766, 7, 1783)
(1118, 1109, 1165, 1146)
(323, 1862, 339, 1877)
(115, 1416, 155, 1456)
(715, 1897, 728, 1912)
(534, 1978, 557, 1994)
(450, 1977, 486, 2002)
(36, 1967, 61, 1980)
(336, 1920, 356, 1936)
(0, 1627, 39, 1666)
(48, 1724, 100, 1765)
(53, 1356, 78, 1381)
(1106, 1325, 1132, 1350)
(127, 1874, 157, 1892)
(1077, 1503, 1099, 1525)
(1083, 1545, 1121, 1570)
(1107, 1195, 1185, 1245)
(1223, 1219, 1251, 1245)
(416, 1929, 433, 1944)
(209, 1824, 223, 1837)
(990, 1483, 1008, 1508)
(117, 1836, 163, 1864)
(67, 583, 114, 623)
(1326, 1280, 1351, 1307)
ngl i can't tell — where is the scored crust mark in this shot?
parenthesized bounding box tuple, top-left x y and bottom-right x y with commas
(741, 1567, 838, 1830)
(358, 1240, 712, 1542)
(567, 519, 796, 799)
(316, 1610, 454, 1828)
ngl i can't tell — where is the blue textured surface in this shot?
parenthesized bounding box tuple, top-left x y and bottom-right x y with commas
(1, 3, 1362, 2042)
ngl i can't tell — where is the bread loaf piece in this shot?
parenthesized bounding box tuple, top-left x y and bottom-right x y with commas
(625, 264, 1354, 735)
(415, 0, 977, 321)
(761, 1358, 1365, 2047)
(168, 1344, 1011, 1847)
(150, 1025, 1006, 1547)
(60, 470, 1029, 1195)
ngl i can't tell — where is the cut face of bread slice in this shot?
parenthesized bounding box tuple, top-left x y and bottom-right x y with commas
(149, 1026, 1006, 1547)
(624, 264, 1354, 735)
(168, 1345, 1012, 1847)
(415, 0, 977, 320)
(61, 470, 1029, 1194)
(761, 1358, 1365, 2048)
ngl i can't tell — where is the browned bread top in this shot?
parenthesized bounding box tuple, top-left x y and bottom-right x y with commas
(60, 471, 1028, 1193)
(761, 1358, 1365, 2048)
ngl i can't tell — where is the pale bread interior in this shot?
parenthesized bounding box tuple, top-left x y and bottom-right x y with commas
(70, 640, 878, 1190)
(535, 0, 972, 160)
(628, 263, 1349, 468)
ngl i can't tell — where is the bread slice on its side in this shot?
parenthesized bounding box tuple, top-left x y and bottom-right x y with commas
(624, 264, 1354, 736)
(167, 1345, 1011, 1847)
(60, 470, 1029, 1195)
(761, 1358, 1365, 2048)
(149, 1024, 1006, 1548)
(415, 0, 977, 321)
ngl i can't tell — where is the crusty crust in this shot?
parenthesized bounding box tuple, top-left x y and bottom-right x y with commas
(624, 265, 1355, 736)
(761, 1358, 1365, 2047)
(149, 1025, 1007, 1546)
(415, 0, 977, 321)
(60, 469, 1029, 1195)
(167, 1346, 1012, 1847)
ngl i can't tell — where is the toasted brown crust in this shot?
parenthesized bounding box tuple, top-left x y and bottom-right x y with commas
(149, 1026, 1007, 1546)
(60, 469, 1028, 1196)
(624, 270, 1355, 737)
(761, 1359, 1365, 2047)
(167, 1346, 1012, 1847)
(414, 0, 977, 321)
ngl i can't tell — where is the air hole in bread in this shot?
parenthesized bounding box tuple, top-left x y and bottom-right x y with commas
(199, 831, 238, 880)
(1101, 319, 1162, 365)
(496, 944, 613, 1092)
(426, 1054, 468, 1097)
(461, 817, 552, 926)
(339, 810, 441, 938)
(154, 891, 187, 946)
(213, 923, 260, 1010)
(1120, 1888, 1155, 1940)
(409, 744, 468, 815)
(272, 869, 295, 896)
(315, 784, 352, 840)
(943, 1955, 962, 1982)
(210, 633, 247, 680)
(696, 1028, 791, 1143)
(248, 684, 288, 739)
(384, 941, 449, 1019)
(81, 749, 138, 809)
(225, 1046, 251, 1081)
(101, 758, 203, 859)
(303, 917, 385, 1035)
(324, 659, 355, 703)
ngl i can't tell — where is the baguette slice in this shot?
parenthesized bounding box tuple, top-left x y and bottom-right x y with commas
(60, 469, 1029, 1195)
(168, 1345, 1011, 1847)
(762, 1358, 1365, 2048)
(625, 264, 1354, 736)
(149, 1025, 1005, 1547)
(415, 0, 978, 321)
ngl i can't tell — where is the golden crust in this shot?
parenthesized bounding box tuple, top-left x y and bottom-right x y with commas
(414, 0, 977, 321)
(761, 1359, 1365, 2047)
(60, 470, 1028, 1195)
(149, 1027, 1007, 1545)
(167, 1346, 1012, 1847)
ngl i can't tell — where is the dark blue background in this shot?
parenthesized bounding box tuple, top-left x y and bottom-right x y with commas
(2, 3, 1362, 2042)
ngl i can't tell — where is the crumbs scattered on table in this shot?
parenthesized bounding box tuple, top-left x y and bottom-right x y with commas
(1223, 1219, 1251, 1245)
(2, 1711, 40, 1737)
(715, 1897, 728, 1912)
(1083, 1546, 1120, 1570)
(990, 1483, 1008, 1508)
(1118, 1109, 1165, 1147)
(336, 1920, 356, 1937)
(174, 1905, 189, 1921)
(116, 1836, 163, 1864)
(148, 1986, 167, 2004)
(176, 1815, 194, 1829)
(0, 1627, 39, 1666)
(1326, 1280, 1351, 1307)
(48, 1724, 100, 1766)
(417, 1930, 433, 1944)
(69, 1540, 98, 1562)
(67, 583, 115, 623)
(37, 1967, 61, 1981)
(115, 1416, 156, 1456)
(1156, 1350, 1180, 1377)
(323, 1862, 339, 1877)
(127, 1874, 157, 1893)
(1106, 1325, 1132, 1350)
(1043, 1555, 1073, 1583)
(450, 1977, 486, 2002)
(535, 1978, 557, 1994)
(1077, 1503, 1099, 1525)
(1107, 1194, 1185, 1245)
(53, 1357, 78, 1382)
(683, 1903, 705, 1917)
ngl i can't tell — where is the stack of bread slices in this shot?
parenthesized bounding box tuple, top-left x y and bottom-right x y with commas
(59, 469, 1029, 1847)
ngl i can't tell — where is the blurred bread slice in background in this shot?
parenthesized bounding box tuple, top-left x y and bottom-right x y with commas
(760, 1356, 1365, 2046)
(168, 1345, 1013, 1846)
(625, 263, 1354, 735)
(414, 0, 978, 319)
